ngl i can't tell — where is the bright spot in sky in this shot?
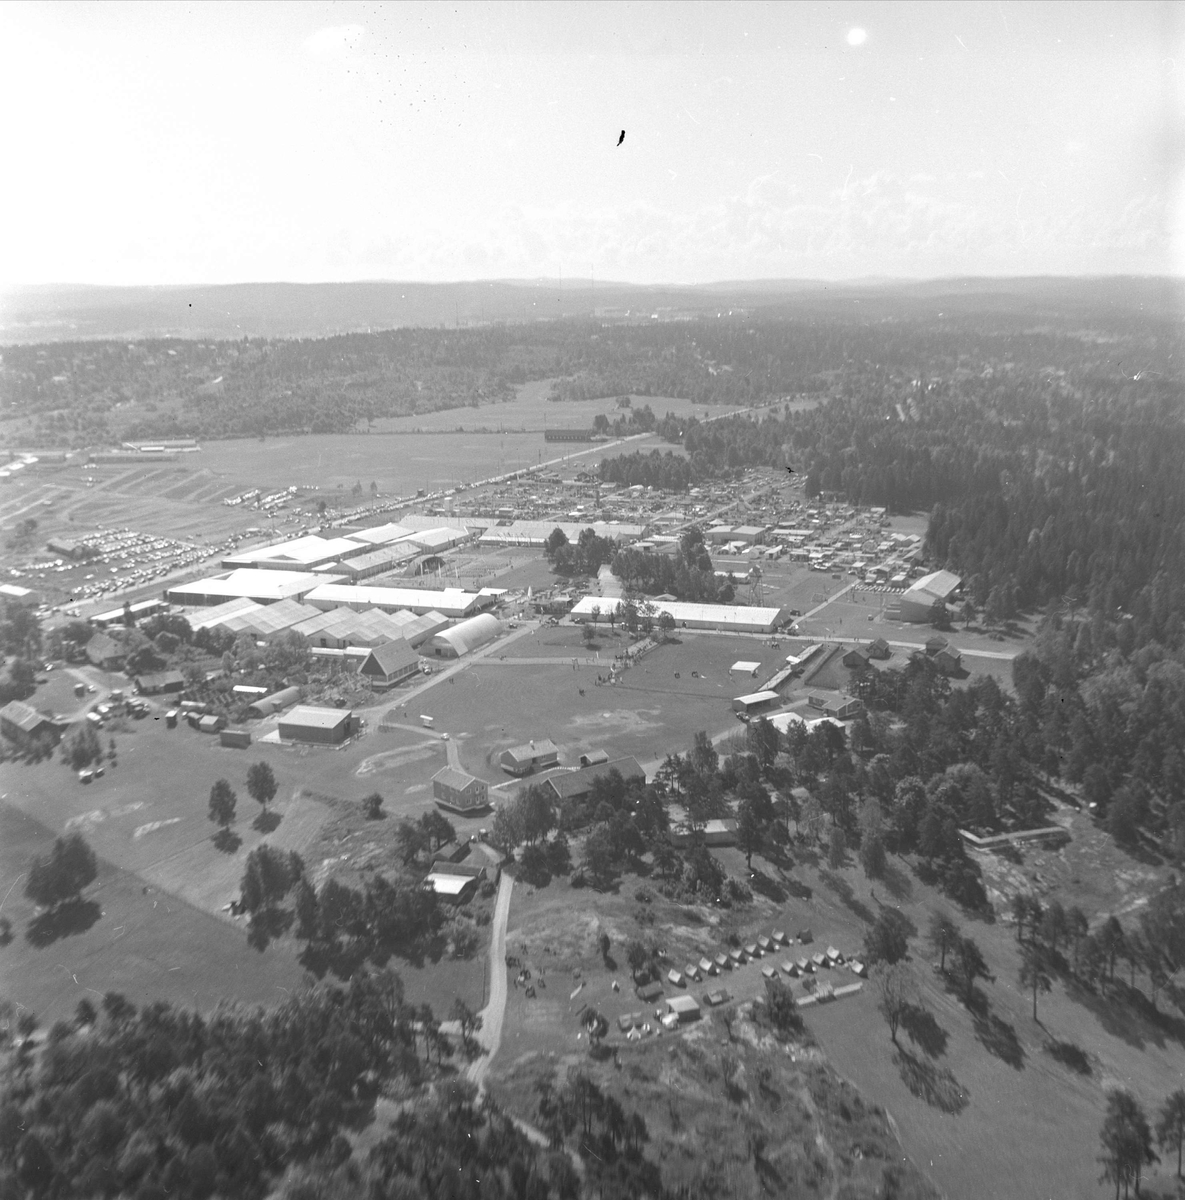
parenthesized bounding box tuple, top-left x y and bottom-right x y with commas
(847, 27, 868, 47)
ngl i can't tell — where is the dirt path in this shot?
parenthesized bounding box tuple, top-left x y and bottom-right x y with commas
(467, 869, 513, 1094)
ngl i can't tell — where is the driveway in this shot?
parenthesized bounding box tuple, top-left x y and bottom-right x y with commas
(467, 866, 513, 1094)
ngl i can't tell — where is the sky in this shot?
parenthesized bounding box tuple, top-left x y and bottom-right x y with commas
(1, 0, 1181, 286)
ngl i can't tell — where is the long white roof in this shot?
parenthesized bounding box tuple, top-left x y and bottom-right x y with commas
(304, 583, 484, 618)
(568, 595, 786, 627)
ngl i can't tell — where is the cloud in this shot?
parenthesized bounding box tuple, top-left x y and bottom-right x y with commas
(303, 24, 364, 58)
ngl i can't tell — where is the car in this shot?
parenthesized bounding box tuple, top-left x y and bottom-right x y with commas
(78, 770, 94, 784)
(93, 765, 105, 778)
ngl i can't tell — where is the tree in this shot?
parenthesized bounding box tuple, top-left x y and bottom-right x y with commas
(1098, 1089, 1157, 1199)
(363, 792, 383, 820)
(25, 833, 98, 911)
(762, 975, 803, 1038)
(489, 803, 523, 861)
(864, 908, 910, 966)
(451, 998, 482, 1055)
(544, 527, 569, 557)
(1018, 940, 1053, 1021)
(657, 611, 676, 641)
(875, 962, 916, 1047)
(582, 827, 616, 887)
(1157, 1090, 1185, 1181)
(395, 819, 429, 865)
(950, 935, 991, 1005)
(926, 909, 961, 973)
(246, 761, 278, 815)
(626, 940, 648, 984)
(736, 797, 765, 870)
(239, 845, 301, 914)
(598, 931, 611, 964)
(860, 831, 887, 879)
(827, 824, 847, 869)
(419, 810, 455, 852)
(690, 730, 718, 779)
(207, 779, 237, 831)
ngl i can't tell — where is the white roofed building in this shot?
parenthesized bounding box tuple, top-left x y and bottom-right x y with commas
(569, 595, 790, 634)
(429, 613, 501, 658)
(302, 583, 488, 619)
(166, 570, 339, 606)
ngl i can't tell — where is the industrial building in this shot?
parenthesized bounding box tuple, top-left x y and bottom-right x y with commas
(301, 583, 489, 619)
(500, 739, 560, 776)
(432, 767, 490, 813)
(892, 570, 962, 623)
(0, 582, 40, 607)
(277, 705, 355, 745)
(568, 595, 791, 634)
(342, 522, 416, 545)
(477, 520, 645, 548)
(133, 670, 185, 695)
(166, 570, 339, 606)
(221, 534, 373, 571)
(429, 613, 501, 658)
(358, 640, 420, 689)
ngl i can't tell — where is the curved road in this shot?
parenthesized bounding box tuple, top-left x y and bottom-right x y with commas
(467, 868, 513, 1094)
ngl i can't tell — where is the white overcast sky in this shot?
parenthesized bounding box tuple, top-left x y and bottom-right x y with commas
(1, 0, 1181, 285)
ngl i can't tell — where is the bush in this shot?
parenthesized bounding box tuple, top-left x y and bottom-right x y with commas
(726, 878, 752, 904)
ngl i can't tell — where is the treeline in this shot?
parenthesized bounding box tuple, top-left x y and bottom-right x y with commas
(9, 305, 1168, 447)
(1009, 621, 1185, 858)
(611, 527, 736, 604)
(0, 976, 591, 1200)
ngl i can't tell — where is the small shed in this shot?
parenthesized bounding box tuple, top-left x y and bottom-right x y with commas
(134, 670, 185, 695)
(666, 994, 701, 1023)
(578, 749, 610, 767)
(198, 714, 226, 734)
(667, 968, 685, 988)
(729, 660, 762, 677)
(219, 728, 251, 749)
(500, 739, 559, 776)
(636, 981, 664, 1003)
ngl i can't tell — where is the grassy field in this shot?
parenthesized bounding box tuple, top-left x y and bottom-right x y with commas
(369, 381, 746, 434)
(0, 801, 308, 1027)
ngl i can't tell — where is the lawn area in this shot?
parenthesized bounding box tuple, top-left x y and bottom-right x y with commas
(377, 631, 790, 786)
(0, 801, 307, 1027)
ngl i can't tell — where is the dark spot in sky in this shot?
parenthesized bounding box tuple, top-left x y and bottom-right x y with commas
(617, 130, 625, 146)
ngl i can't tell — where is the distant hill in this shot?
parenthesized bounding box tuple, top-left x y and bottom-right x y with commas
(1, 275, 1179, 344)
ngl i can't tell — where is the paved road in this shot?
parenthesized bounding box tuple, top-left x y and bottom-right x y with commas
(467, 869, 513, 1095)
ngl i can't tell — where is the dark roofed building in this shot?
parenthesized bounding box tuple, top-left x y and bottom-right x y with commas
(934, 647, 963, 675)
(0, 700, 61, 748)
(544, 756, 646, 803)
(359, 638, 420, 690)
(85, 632, 127, 670)
(867, 637, 891, 659)
(278, 705, 354, 745)
(134, 670, 185, 695)
(924, 635, 949, 656)
(842, 647, 872, 670)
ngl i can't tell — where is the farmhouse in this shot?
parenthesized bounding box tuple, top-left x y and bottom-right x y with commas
(0, 701, 60, 748)
(569, 595, 791, 634)
(432, 767, 490, 813)
(934, 647, 964, 675)
(358, 639, 420, 689)
(429, 613, 501, 658)
(277, 705, 354, 745)
(85, 631, 133, 670)
(543, 756, 646, 804)
(842, 647, 872, 670)
(500, 739, 560, 776)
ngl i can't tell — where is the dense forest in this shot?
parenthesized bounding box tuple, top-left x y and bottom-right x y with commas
(5, 288, 1177, 448)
